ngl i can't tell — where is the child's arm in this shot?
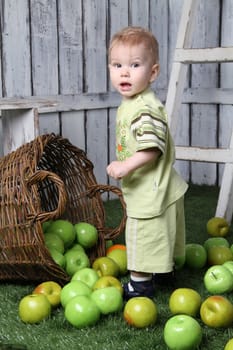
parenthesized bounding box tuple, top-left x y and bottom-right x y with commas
(107, 148, 161, 180)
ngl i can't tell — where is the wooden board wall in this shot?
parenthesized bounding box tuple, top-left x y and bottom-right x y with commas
(0, 0, 232, 188)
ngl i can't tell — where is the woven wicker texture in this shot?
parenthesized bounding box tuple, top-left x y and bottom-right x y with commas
(0, 134, 126, 284)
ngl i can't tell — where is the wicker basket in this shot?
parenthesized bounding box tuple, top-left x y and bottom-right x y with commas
(0, 134, 126, 285)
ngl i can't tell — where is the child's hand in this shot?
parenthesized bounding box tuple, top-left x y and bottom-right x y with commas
(106, 161, 129, 180)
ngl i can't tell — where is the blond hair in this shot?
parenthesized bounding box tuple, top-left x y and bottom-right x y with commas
(108, 26, 159, 64)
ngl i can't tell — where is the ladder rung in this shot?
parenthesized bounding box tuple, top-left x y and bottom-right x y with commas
(175, 47, 233, 63)
(175, 146, 233, 163)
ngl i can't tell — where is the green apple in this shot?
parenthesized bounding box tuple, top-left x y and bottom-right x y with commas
(93, 275, 123, 295)
(49, 247, 66, 269)
(207, 246, 233, 265)
(204, 237, 230, 252)
(65, 250, 90, 276)
(92, 256, 119, 277)
(106, 240, 113, 249)
(33, 281, 62, 308)
(164, 314, 202, 350)
(91, 286, 123, 315)
(44, 232, 65, 254)
(71, 267, 99, 288)
(60, 280, 92, 308)
(204, 265, 233, 294)
(223, 261, 233, 275)
(74, 222, 98, 249)
(42, 220, 53, 233)
(65, 295, 100, 328)
(18, 294, 51, 324)
(66, 244, 85, 253)
(200, 295, 233, 328)
(225, 338, 233, 350)
(173, 255, 186, 270)
(185, 243, 207, 269)
(207, 217, 230, 237)
(49, 219, 76, 249)
(169, 288, 202, 317)
(107, 249, 128, 275)
(123, 297, 157, 328)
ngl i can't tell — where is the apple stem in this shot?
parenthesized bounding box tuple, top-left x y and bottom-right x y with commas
(211, 272, 217, 280)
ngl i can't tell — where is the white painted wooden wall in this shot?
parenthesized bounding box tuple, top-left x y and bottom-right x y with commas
(0, 0, 232, 188)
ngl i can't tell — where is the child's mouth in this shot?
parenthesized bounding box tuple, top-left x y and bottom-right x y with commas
(120, 82, 131, 91)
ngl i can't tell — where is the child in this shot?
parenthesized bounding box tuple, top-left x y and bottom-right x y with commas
(107, 26, 188, 300)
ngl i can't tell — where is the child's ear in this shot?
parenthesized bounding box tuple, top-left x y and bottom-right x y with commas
(150, 64, 160, 83)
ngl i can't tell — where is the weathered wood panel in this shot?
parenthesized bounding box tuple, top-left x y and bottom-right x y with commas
(30, 0, 60, 134)
(219, 0, 233, 184)
(191, 0, 219, 185)
(0, 0, 232, 190)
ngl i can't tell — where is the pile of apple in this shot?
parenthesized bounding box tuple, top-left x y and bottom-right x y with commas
(17, 216, 233, 350)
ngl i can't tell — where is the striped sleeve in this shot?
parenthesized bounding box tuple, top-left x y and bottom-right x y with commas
(130, 112, 167, 153)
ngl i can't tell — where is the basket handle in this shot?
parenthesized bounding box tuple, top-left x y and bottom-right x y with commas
(25, 170, 67, 222)
(85, 184, 126, 240)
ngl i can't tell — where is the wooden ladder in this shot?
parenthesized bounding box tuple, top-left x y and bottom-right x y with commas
(165, 0, 233, 223)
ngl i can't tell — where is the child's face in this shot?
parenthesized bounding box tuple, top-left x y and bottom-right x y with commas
(109, 43, 159, 99)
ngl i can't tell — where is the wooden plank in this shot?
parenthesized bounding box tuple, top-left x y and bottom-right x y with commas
(1, 0, 31, 96)
(108, 0, 128, 192)
(2, 108, 39, 155)
(30, 0, 60, 134)
(57, 0, 83, 94)
(168, 0, 190, 182)
(191, 0, 219, 185)
(130, 0, 149, 26)
(0, 98, 57, 110)
(175, 47, 233, 63)
(219, 0, 233, 186)
(175, 146, 233, 163)
(166, 0, 199, 135)
(215, 132, 233, 222)
(183, 88, 233, 105)
(57, 0, 85, 149)
(62, 111, 85, 151)
(150, 0, 169, 91)
(84, 0, 108, 186)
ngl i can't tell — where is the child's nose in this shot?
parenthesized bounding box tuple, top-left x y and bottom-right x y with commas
(121, 67, 130, 77)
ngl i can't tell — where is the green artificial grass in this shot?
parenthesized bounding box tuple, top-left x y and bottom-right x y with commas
(0, 185, 233, 350)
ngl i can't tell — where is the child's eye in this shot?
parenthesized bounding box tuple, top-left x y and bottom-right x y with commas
(131, 63, 140, 68)
(112, 63, 121, 68)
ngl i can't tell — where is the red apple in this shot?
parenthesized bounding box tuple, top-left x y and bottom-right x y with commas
(200, 295, 233, 328)
(164, 314, 202, 349)
(33, 281, 62, 308)
(64, 295, 100, 328)
(18, 294, 51, 323)
(123, 297, 157, 328)
(169, 288, 202, 317)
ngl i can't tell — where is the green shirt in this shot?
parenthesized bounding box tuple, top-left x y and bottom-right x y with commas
(116, 88, 188, 218)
